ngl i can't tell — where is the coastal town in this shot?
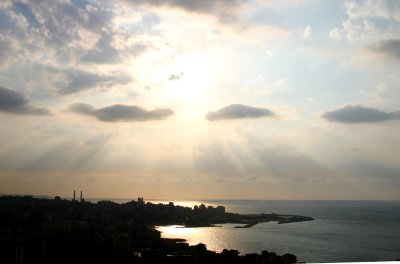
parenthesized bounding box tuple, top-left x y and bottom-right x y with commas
(0, 195, 312, 263)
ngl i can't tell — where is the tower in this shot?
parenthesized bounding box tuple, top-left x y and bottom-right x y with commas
(80, 191, 82, 202)
(73, 190, 76, 201)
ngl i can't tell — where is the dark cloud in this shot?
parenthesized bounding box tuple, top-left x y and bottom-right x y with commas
(128, 0, 246, 20)
(81, 31, 121, 64)
(0, 86, 50, 115)
(367, 39, 400, 59)
(61, 70, 132, 94)
(40, 0, 112, 42)
(3, 0, 124, 64)
(81, 32, 152, 65)
(322, 105, 400, 124)
(206, 104, 275, 121)
(69, 103, 174, 122)
(69, 103, 95, 115)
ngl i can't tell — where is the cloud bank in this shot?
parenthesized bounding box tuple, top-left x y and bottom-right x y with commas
(322, 105, 400, 123)
(0, 86, 50, 115)
(69, 103, 174, 122)
(206, 104, 275, 121)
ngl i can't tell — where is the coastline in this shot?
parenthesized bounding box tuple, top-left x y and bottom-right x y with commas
(1, 196, 399, 262)
(0, 195, 301, 264)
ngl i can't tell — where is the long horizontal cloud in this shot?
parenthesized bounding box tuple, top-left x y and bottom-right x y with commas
(206, 104, 275, 121)
(128, 0, 246, 20)
(322, 105, 400, 123)
(0, 86, 50, 115)
(69, 103, 174, 122)
(367, 39, 400, 60)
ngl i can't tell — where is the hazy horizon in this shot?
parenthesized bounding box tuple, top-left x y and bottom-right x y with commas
(2, 193, 400, 203)
(1, 0, 400, 200)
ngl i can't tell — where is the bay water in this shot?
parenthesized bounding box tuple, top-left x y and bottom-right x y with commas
(155, 200, 400, 263)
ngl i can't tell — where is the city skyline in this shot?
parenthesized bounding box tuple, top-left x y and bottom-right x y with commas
(0, 0, 400, 200)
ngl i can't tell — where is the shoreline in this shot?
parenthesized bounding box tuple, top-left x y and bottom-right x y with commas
(0, 195, 302, 263)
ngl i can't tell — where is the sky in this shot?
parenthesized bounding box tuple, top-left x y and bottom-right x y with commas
(0, 0, 400, 200)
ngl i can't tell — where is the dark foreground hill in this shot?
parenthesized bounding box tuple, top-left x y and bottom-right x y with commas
(0, 195, 304, 264)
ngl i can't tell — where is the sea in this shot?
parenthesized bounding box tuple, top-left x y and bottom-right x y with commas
(150, 200, 400, 263)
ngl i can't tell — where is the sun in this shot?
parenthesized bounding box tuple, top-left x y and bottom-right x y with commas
(151, 52, 217, 107)
(142, 51, 223, 120)
(126, 46, 227, 123)
(173, 53, 216, 101)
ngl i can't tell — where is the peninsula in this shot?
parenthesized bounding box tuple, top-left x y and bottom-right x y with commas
(171, 203, 314, 227)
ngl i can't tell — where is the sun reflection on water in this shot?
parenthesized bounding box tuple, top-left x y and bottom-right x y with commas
(156, 224, 240, 254)
(156, 225, 198, 238)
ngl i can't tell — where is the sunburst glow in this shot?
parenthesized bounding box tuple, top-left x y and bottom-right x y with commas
(0, 0, 399, 201)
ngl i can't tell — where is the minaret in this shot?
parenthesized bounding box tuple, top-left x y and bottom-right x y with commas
(80, 191, 82, 202)
(73, 190, 76, 201)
